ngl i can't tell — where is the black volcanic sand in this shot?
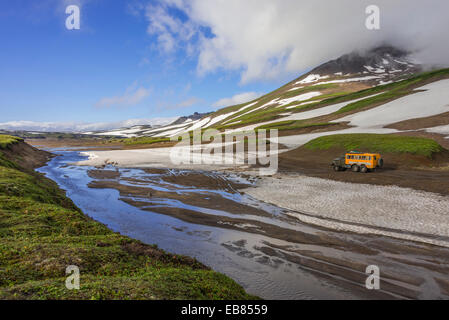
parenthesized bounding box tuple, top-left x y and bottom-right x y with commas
(87, 168, 449, 299)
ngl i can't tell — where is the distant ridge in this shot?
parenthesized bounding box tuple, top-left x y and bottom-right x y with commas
(171, 112, 213, 125)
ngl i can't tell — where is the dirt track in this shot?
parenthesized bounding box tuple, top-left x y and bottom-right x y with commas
(278, 146, 449, 195)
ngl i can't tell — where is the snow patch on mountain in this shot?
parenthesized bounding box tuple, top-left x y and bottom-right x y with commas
(296, 74, 329, 85)
(335, 79, 449, 129)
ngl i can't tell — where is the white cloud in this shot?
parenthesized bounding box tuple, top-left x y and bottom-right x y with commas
(95, 82, 151, 108)
(0, 118, 177, 133)
(145, 2, 196, 53)
(142, 0, 449, 83)
(212, 91, 262, 108)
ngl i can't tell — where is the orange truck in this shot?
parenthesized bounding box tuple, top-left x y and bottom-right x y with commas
(331, 151, 383, 173)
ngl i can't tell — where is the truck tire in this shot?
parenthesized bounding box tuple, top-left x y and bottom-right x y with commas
(378, 158, 384, 168)
(360, 165, 368, 173)
(333, 165, 341, 172)
(351, 164, 360, 172)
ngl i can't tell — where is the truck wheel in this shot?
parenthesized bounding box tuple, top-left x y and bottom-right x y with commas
(360, 165, 368, 173)
(351, 164, 360, 172)
(333, 166, 340, 172)
(378, 158, 384, 168)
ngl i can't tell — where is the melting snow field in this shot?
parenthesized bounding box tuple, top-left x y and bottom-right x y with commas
(274, 92, 322, 107)
(296, 74, 329, 84)
(427, 125, 449, 137)
(242, 174, 449, 247)
(77, 142, 280, 172)
(335, 79, 449, 129)
(93, 127, 147, 138)
(317, 76, 381, 85)
(280, 93, 383, 122)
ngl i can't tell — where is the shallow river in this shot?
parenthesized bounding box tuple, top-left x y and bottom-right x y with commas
(37, 150, 449, 300)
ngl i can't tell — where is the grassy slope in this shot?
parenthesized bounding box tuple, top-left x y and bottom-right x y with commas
(113, 137, 171, 146)
(256, 120, 334, 132)
(304, 134, 444, 158)
(0, 137, 255, 300)
(0, 135, 23, 149)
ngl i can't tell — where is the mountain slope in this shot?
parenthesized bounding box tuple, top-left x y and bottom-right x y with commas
(137, 46, 429, 138)
(82, 46, 449, 151)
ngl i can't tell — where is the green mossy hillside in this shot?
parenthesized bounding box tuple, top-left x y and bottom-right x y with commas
(304, 133, 444, 158)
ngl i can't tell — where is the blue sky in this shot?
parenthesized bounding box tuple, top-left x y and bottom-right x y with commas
(1, 0, 447, 131)
(0, 0, 285, 130)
